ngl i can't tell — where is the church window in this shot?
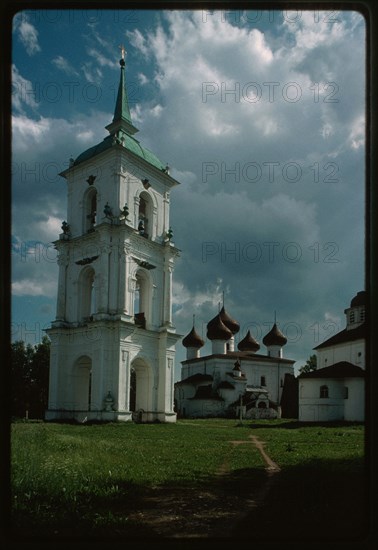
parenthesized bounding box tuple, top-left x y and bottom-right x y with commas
(320, 385, 329, 398)
(138, 192, 152, 238)
(260, 376, 266, 386)
(344, 387, 349, 399)
(84, 188, 97, 233)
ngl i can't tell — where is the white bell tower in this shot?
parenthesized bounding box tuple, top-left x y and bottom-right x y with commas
(46, 47, 181, 423)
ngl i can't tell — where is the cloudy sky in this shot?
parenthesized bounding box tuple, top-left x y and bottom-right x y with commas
(11, 8, 366, 377)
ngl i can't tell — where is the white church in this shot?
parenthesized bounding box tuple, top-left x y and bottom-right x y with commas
(46, 48, 181, 423)
(174, 308, 296, 419)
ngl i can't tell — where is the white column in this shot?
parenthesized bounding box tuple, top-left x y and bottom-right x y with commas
(134, 195, 140, 229)
(163, 192, 170, 234)
(56, 253, 68, 321)
(97, 244, 111, 313)
(162, 261, 173, 326)
(169, 357, 174, 411)
(152, 205, 158, 240)
(118, 245, 130, 314)
(122, 350, 130, 411)
(108, 244, 118, 314)
(47, 344, 59, 409)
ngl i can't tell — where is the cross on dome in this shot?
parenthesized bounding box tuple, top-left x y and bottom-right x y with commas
(119, 43, 126, 60)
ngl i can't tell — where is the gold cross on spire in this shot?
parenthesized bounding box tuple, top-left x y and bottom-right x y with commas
(119, 44, 126, 60)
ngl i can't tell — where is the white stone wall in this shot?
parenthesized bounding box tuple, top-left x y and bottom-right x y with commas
(298, 376, 364, 422)
(316, 340, 365, 370)
(178, 398, 225, 418)
(344, 378, 365, 421)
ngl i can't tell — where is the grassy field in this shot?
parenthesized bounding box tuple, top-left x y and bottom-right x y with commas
(10, 419, 367, 540)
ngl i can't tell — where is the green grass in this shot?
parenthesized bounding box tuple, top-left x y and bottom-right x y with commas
(10, 419, 366, 539)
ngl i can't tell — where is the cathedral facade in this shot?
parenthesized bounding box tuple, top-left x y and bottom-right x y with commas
(46, 50, 181, 423)
(175, 308, 296, 419)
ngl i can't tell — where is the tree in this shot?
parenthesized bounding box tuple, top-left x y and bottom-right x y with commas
(30, 336, 51, 418)
(298, 354, 317, 375)
(11, 336, 50, 419)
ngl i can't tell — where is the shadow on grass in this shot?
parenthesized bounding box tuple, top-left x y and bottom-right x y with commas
(10, 466, 268, 541)
(11, 456, 368, 542)
(11, 478, 156, 540)
(245, 420, 365, 430)
(231, 456, 368, 542)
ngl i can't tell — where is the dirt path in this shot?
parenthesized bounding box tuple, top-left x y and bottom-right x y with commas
(126, 434, 281, 538)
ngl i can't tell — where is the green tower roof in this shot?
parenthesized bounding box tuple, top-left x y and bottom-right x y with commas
(71, 50, 169, 174)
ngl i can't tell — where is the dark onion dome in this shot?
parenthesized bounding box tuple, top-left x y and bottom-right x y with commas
(263, 323, 287, 347)
(207, 313, 233, 341)
(182, 326, 204, 349)
(237, 330, 260, 352)
(219, 306, 240, 335)
(350, 290, 366, 308)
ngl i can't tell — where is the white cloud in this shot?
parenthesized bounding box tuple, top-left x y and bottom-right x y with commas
(13, 13, 41, 56)
(12, 279, 57, 297)
(126, 28, 149, 57)
(77, 130, 95, 142)
(51, 55, 79, 76)
(12, 64, 39, 113)
(150, 104, 163, 118)
(12, 115, 51, 151)
(138, 72, 149, 85)
(349, 115, 365, 150)
(87, 48, 115, 68)
(81, 62, 103, 84)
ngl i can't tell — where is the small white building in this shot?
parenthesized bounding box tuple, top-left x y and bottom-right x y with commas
(175, 308, 296, 419)
(45, 50, 181, 423)
(298, 362, 365, 422)
(298, 291, 366, 422)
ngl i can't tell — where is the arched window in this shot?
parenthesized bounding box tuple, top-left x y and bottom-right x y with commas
(84, 188, 97, 233)
(258, 401, 267, 409)
(260, 376, 266, 386)
(320, 385, 329, 398)
(138, 192, 152, 239)
(79, 267, 95, 322)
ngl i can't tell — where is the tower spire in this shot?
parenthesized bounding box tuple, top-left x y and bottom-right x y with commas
(105, 45, 139, 137)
